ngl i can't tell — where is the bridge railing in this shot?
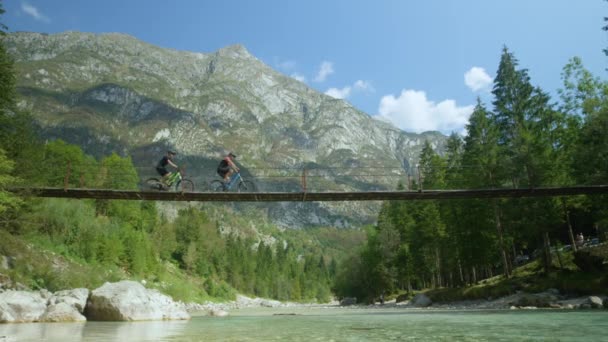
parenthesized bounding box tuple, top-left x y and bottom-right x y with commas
(19, 160, 607, 194)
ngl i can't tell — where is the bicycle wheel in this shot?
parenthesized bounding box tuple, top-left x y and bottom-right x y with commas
(209, 180, 225, 192)
(176, 179, 194, 192)
(238, 180, 256, 193)
(144, 178, 163, 191)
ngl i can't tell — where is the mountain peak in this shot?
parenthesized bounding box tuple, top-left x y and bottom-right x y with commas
(216, 44, 253, 59)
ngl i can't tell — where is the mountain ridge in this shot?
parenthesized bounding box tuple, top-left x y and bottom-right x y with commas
(5, 31, 448, 227)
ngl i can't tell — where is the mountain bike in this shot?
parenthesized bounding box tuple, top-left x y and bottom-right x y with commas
(144, 168, 194, 192)
(209, 171, 255, 192)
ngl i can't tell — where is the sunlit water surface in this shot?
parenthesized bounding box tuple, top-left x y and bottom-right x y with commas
(0, 307, 606, 341)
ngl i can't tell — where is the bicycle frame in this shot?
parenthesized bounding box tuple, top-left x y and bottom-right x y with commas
(225, 172, 242, 190)
(166, 170, 182, 186)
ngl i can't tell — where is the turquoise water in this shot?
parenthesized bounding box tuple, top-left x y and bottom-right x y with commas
(1, 308, 606, 341)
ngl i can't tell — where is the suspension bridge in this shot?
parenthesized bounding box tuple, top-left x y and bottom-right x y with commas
(11, 184, 608, 202)
(8, 162, 608, 202)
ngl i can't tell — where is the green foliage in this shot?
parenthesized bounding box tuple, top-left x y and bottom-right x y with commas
(0, 148, 22, 216)
(335, 46, 608, 302)
(0, 23, 15, 118)
(99, 153, 139, 190)
(39, 139, 97, 187)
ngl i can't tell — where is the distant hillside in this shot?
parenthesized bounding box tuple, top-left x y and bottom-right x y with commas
(5, 31, 447, 227)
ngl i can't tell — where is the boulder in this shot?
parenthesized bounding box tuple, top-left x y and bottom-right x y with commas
(49, 288, 89, 313)
(236, 294, 254, 307)
(208, 308, 229, 317)
(410, 294, 432, 307)
(583, 296, 604, 309)
(40, 302, 86, 322)
(339, 297, 357, 306)
(510, 292, 558, 308)
(39, 289, 52, 300)
(0, 290, 47, 323)
(85, 281, 190, 321)
(573, 250, 605, 272)
(260, 299, 281, 308)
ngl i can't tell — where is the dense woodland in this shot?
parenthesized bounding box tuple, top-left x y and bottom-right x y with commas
(0, 3, 607, 304)
(333, 48, 608, 302)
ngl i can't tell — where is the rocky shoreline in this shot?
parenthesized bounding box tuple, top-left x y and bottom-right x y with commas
(192, 289, 608, 317)
(1, 282, 606, 324)
(0, 280, 188, 323)
(340, 291, 608, 311)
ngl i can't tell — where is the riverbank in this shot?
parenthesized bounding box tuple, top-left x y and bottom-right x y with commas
(187, 290, 608, 318)
(0, 281, 605, 325)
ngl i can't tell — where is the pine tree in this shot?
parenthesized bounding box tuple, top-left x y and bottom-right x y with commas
(492, 47, 561, 273)
(462, 99, 510, 278)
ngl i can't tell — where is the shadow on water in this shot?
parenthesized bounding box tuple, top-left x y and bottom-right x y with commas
(1, 309, 608, 341)
(0, 320, 189, 342)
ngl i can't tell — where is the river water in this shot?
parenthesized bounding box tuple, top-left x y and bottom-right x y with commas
(0, 307, 606, 341)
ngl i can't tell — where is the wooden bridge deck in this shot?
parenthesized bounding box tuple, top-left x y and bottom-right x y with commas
(10, 185, 608, 202)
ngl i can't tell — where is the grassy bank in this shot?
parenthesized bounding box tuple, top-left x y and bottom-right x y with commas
(0, 229, 214, 303)
(425, 252, 608, 303)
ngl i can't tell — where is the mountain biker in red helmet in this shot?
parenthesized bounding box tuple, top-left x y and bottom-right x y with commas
(217, 152, 239, 188)
(156, 150, 179, 186)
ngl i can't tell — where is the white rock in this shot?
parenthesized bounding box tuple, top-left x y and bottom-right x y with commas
(0, 290, 47, 323)
(85, 281, 190, 321)
(49, 288, 89, 313)
(40, 302, 86, 322)
(410, 294, 432, 307)
(208, 308, 229, 317)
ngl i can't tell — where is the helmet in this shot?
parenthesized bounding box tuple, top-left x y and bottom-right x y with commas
(228, 152, 237, 158)
(168, 150, 177, 155)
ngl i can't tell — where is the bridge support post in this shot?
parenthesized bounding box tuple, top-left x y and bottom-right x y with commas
(64, 161, 71, 191)
(301, 168, 307, 192)
(417, 164, 422, 192)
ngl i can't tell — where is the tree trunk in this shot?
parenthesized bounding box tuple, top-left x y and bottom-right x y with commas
(493, 199, 511, 278)
(458, 259, 464, 285)
(554, 239, 564, 269)
(435, 247, 442, 288)
(542, 231, 552, 273)
(562, 198, 577, 252)
(472, 266, 477, 284)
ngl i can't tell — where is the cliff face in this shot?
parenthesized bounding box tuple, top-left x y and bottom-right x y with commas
(6, 31, 447, 227)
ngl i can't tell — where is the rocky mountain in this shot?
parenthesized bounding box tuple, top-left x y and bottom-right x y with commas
(5, 31, 447, 228)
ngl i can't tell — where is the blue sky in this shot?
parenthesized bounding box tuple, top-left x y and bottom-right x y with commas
(3, 0, 607, 134)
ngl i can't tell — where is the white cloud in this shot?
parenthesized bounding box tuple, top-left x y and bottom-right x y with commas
(378, 89, 474, 134)
(291, 73, 307, 83)
(314, 61, 334, 82)
(325, 86, 351, 99)
(464, 67, 492, 92)
(21, 2, 50, 22)
(325, 80, 373, 99)
(325, 80, 376, 99)
(353, 80, 374, 93)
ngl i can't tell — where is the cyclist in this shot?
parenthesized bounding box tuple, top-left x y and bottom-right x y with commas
(156, 150, 179, 186)
(217, 152, 239, 189)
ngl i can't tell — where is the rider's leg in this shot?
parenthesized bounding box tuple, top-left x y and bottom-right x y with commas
(157, 167, 171, 188)
(162, 172, 172, 185)
(223, 170, 234, 190)
(218, 169, 229, 191)
(224, 169, 233, 183)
